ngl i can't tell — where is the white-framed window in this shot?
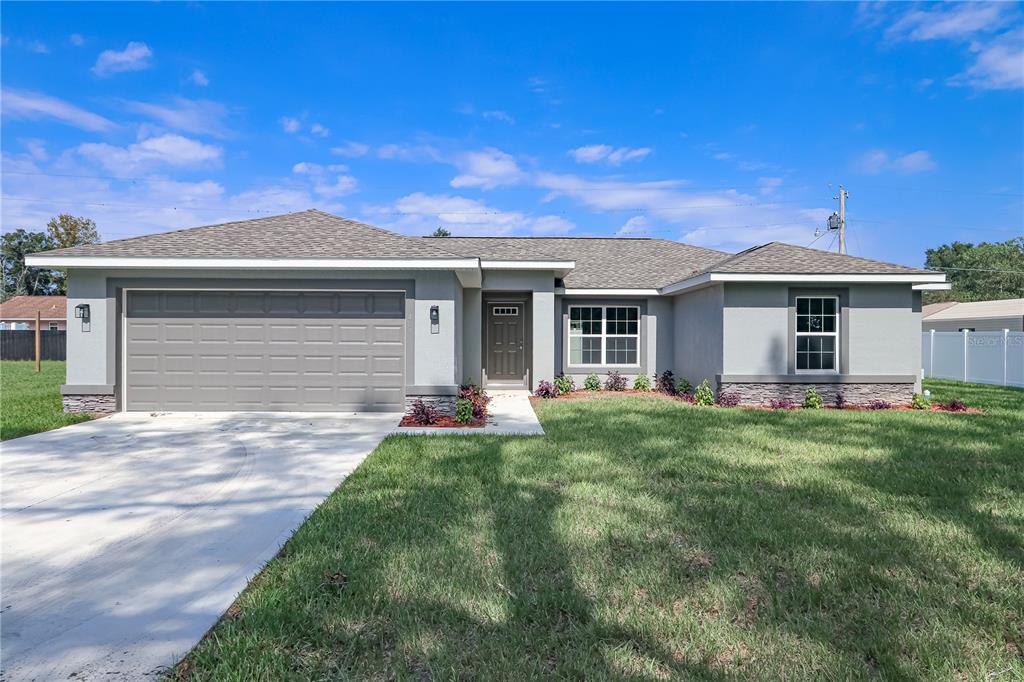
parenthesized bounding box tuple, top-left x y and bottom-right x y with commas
(48, 322, 60, 330)
(568, 305, 640, 367)
(795, 296, 839, 372)
(492, 306, 519, 316)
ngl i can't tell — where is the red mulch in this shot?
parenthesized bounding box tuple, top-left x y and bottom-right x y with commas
(398, 415, 486, 428)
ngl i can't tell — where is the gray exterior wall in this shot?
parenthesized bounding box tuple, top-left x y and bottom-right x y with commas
(477, 270, 556, 387)
(673, 284, 724, 387)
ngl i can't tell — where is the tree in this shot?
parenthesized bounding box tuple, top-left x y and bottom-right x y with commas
(46, 213, 100, 249)
(924, 237, 1024, 303)
(1, 230, 59, 299)
(430, 227, 452, 237)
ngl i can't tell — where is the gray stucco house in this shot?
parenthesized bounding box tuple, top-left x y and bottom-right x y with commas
(26, 209, 948, 413)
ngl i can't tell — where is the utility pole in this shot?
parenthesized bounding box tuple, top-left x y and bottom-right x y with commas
(837, 185, 848, 255)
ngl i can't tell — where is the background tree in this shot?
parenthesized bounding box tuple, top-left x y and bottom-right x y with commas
(1, 230, 59, 299)
(430, 227, 452, 237)
(46, 213, 100, 249)
(924, 237, 1024, 303)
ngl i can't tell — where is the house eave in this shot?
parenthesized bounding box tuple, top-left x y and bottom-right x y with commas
(660, 271, 948, 295)
(24, 256, 483, 270)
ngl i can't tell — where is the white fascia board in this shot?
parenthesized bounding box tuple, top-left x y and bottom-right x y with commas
(480, 259, 575, 270)
(560, 288, 661, 296)
(912, 282, 952, 291)
(24, 256, 481, 270)
(660, 271, 946, 294)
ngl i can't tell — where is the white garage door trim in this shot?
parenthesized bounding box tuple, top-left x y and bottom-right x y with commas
(121, 287, 407, 412)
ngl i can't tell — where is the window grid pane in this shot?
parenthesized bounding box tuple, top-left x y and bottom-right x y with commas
(795, 297, 838, 372)
(568, 306, 641, 367)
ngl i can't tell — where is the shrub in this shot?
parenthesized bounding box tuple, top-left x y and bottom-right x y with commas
(676, 378, 693, 395)
(454, 398, 474, 423)
(833, 393, 847, 410)
(553, 373, 575, 395)
(633, 374, 652, 391)
(655, 370, 677, 395)
(678, 391, 695, 404)
(769, 398, 794, 409)
(716, 392, 740, 407)
(408, 398, 439, 425)
(802, 387, 823, 410)
(534, 380, 558, 399)
(459, 383, 491, 419)
(867, 400, 891, 410)
(911, 392, 931, 410)
(583, 373, 602, 391)
(939, 399, 968, 412)
(693, 379, 715, 406)
(604, 371, 628, 391)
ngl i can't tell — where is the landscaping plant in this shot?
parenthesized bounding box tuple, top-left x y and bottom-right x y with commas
(676, 377, 693, 395)
(693, 379, 715, 406)
(553, 373, 575, 395)
(454, 398, 474, 424)
(533, 380, 558, 399)
(408, 398, 439, 425)
(833, 393, 847, 409)
(867, 400, 891, 410)
(802, 387, 824, 409)
(459, 383, 491, 419)
(769, 398, 795, 409)
(604, 371, 628, 391)
(716, 392, 740, 407)
(632, 374, 652, 391)
(911, 392, 931, 410)
(583, 373, 602, 391)
(655, 370, 677, 395)
(939, 399, 968, 412)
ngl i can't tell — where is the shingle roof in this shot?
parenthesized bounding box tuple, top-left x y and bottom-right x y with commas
(694, 241, 934, 276)
(0, 295, 66, 320)
(35, 210, 463, 260)
(430, 236, 728, 288)
(922, 298, 1024, 320)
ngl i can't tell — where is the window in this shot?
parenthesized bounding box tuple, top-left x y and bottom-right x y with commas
(492, 306, 519, 316)
(795, 297, 838, 372)
(569, 305, 640, 366)
(48, 322, 59, 330)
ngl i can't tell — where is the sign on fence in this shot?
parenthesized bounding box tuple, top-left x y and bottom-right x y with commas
(922, 329, 1024, 388)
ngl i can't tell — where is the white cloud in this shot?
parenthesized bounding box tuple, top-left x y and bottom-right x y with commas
(330, 141, 370, 157)
(188, 69, 209, 86)
(22, 139, 48, 161)
(292, 162, 322, 174)
(2, 88, 116, 132)
(92, 41, 153, 77)
(368, 192, 574, 237)
(527, 76, 548, 93)
(313, 175, 358, 198)
(69, 33, 85, 47)
(310, 122, 329, 137)
(25, 40, 49, 54)
(569, 144, 652, 165)
(855, 149, 936, 175)
(281, 116, 301, 133)
(757, 177, 784, 195)
(450, 147, 525, 189)
(616, 215, 651, 236)
(76, 133, 223, 176)
(377, 143, 442, 162)
(949, 28, 1024, 90)
(886, 3, 1013, 42)
(124, 98, 229, 137)
(481, 110, 515, 124)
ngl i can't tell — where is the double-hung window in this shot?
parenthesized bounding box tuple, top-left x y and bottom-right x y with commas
(569, 306, 640, 366)
(795, 296, 838, 372)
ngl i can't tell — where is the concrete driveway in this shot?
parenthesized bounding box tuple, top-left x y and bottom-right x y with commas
(0, 411, 399, 681)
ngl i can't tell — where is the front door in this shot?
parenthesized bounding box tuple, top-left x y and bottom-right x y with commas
(486, 302, 526, 386)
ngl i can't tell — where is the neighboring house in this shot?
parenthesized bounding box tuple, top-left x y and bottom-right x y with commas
(25, 209, 947, 414)
(922, 298, 1024, 332)
(0, 296, 67, 331)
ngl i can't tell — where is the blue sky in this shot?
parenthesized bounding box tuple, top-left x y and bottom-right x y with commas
(2, 2, 1022, 266)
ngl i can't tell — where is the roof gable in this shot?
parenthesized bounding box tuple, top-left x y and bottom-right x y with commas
(697, 241, 933, 276)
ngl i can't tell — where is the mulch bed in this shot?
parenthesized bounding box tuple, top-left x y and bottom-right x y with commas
(398, 415, 487, 428)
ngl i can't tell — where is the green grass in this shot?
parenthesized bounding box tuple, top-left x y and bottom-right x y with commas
(178, 380, 1024, 681)
(0, 361, 93, 440)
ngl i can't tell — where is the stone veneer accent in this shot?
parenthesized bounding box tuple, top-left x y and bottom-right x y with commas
(718, 382, 915, 407)
(63, 394, 117, 414)
(404, 395, 457, 416)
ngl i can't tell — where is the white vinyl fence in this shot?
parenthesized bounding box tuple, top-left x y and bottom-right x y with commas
(922, 329, 1024, 388)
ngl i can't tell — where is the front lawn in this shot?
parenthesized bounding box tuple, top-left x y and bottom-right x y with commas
(177, 380, 1023, 680)
(0, 361, 93, 440)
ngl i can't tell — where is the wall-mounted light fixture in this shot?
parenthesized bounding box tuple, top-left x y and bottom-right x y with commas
(74, 304, 90, 320)
(429, 305, 440, 334)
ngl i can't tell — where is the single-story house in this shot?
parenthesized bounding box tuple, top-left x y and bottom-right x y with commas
(0, 295, 67, 331)
(25, 209, 948, 413)
(922, 298, 1024, 332)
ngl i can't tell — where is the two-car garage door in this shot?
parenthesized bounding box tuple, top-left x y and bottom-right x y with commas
(124, 290, 405, 412)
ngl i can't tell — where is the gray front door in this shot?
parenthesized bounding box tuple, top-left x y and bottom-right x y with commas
(486, 302, 525, 384)
(124, 290, 405, 412)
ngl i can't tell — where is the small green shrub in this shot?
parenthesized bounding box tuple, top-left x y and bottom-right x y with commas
(455, 398, 474, 423)
(633, 374, 652, 391)
(583, 373, 601, 391)
(693, 379, 715, 406)
(604, 371, 628, 391)
(803, 387, 823, 409)
(911, 392, 930, 410)
(676, 378, 692, 395)
(553, 373, 575, 395)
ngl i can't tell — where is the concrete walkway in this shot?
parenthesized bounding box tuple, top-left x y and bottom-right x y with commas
(0, 411, 398, 682)
(395, 390, 544, 436)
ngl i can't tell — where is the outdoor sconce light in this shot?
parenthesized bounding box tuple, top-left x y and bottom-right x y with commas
(429, 305, 440, 334)
(74, 304, 90, 320)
